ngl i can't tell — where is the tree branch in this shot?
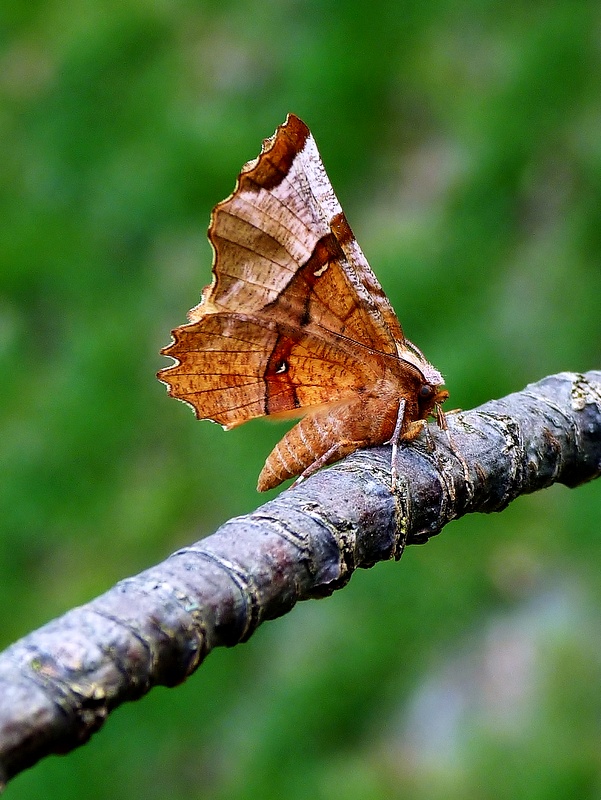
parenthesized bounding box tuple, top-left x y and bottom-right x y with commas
(1, 370, 600, 789)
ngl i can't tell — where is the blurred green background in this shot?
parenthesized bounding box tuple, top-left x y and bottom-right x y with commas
(2, 1, 601, 798)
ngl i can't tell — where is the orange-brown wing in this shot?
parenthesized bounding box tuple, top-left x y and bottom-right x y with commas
(159, 113, 442, 429)
(189, 114, 402, 358)
(159, 311, 384, 429)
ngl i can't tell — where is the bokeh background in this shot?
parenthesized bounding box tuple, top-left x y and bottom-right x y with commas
(2, 1, 601, 798)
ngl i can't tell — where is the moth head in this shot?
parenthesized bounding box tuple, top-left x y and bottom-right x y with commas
(417, 380, 449, 419)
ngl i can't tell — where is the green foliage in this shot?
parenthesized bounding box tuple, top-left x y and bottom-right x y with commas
(2, 1, 601, 797)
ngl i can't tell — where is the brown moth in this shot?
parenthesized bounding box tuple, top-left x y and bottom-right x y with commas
(158, 114, 448, 491)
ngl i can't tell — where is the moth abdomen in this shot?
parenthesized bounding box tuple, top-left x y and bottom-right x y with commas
(257, 408, 357, 491)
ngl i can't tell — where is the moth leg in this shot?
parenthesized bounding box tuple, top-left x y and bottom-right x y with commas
(384, 399, 406, 492)
(418, 420, 435, 453)
(412, 403, 444, 455)
(289, 441, 357, 488)
(435, 403, 471, 489)
(435, 402, 447, 431)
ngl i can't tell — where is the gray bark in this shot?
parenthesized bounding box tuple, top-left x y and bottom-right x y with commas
(0, 370, 600, 789)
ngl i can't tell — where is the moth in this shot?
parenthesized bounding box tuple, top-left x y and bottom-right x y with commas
(158, 114, 448, 491)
